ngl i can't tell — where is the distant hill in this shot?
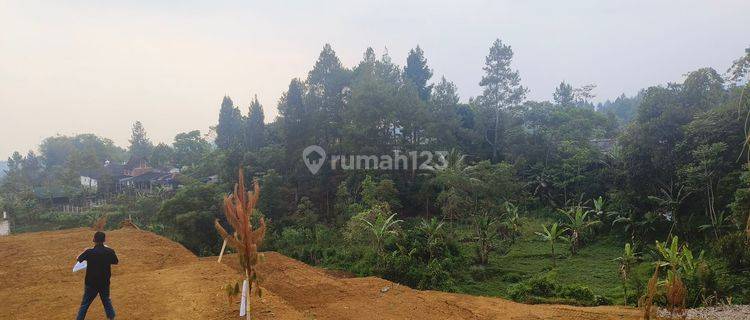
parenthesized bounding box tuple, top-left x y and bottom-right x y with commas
(0, 161, 6, 180)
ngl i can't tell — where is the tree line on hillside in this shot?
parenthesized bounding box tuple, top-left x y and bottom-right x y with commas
(2, 41, 750, 309)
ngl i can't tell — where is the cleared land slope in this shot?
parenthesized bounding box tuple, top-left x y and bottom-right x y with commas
(0, 227, 640, 319)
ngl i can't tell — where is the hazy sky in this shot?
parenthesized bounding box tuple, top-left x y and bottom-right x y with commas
(1, 0, 748, 158)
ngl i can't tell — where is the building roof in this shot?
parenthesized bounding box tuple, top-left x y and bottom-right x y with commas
(119, 171, 178, 185)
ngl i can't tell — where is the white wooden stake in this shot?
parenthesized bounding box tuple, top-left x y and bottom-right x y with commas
(217, 238, 228, 263)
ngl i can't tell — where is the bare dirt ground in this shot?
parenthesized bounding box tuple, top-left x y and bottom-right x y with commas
(0, 227, 640, 319)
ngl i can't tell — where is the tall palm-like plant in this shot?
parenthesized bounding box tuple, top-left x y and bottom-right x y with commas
(698, 211, 736, 235)
(561, 206, 601, 255)
(473, 213, 500, 265)
(648, 183, 689, 238)
(655, 236, 689, 317)
(535, 223, 568, 267)
(359, 211, 403, 255)
(590, 196, 606, 217)
(614, 243, 640, 305)
(500, 201, 522, 243)
(418, 217, 445, 260)
(432, 149, 474, 220)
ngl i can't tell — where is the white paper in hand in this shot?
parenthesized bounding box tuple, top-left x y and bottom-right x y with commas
(239, 279, 249, 316)
(72, 261, 87, 273)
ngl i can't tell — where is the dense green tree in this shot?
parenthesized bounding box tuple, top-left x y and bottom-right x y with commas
(39, 134, 125, 170)
(427, 77, 462, 149)
(597, 92, 642, 124)
(727, 46, 750, 84)
(172, 130, 211, 168)
(129, 121, 153, 159)
(360, 176, 401, 211)
(257, 169, 286, 223)
(150, 143, 174, 169)
(344, 49, 402, 154)
(622, 68, 727, 210)
(39, 136, 74, 168)
(157, 183, 222, 254)
(553, 82, 574, 106)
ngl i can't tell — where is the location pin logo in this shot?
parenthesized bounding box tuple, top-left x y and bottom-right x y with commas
(302, 145, 326, 175)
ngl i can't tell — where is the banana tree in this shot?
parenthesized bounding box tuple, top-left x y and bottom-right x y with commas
(473, 213, 500, 265)
(359, 211, 403, 255)
(655, 236, 696, 315)
(614, 243, 640, 305)
(418, 217, 445, 260)
(591, 196, 605, 215)
(500, 201, 522, 242)
(561, 206, 601, 255)
(535, 223, 568, 267)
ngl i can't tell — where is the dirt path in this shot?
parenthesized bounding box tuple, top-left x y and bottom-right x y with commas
(0, 228, 640, 319)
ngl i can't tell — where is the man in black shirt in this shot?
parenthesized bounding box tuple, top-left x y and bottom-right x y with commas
(75, 231, 119, 320)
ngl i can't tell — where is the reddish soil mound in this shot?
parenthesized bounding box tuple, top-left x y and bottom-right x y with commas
(213, 252, 640, 319)
(0, 227, 197, 289)
(0, 228, 640, 319)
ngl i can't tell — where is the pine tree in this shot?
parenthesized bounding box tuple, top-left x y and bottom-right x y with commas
(405, 46, 433, 101)
(7, 151, 23, 171)
(306, 44, 349, 147)
(428, 77, 462, 148)
(129, 121, 153, 159)
(307, 44, 345, 89)
(215, 96, 243, 150)
(478, 38, 527, 162)
(553, 81, 574, 106)
(278, 79, 309, 162)
(245, 95, 265, 151)
(23, 151, 41, 185)
(354, 47, 378, 77)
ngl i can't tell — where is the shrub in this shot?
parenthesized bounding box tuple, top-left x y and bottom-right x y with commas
(715, 232, 750, 270)
(594, 295, 612, 306)
(175, 210, 218, 255)
(560, 284, 595, 302)
(37, 211, 97, 230)
(376, 222, 467, 291)
(507, 272, 603, 306)
(273, 224, 340, 265)
(508, 282, 533, 301)
(157, 182, 222, 255)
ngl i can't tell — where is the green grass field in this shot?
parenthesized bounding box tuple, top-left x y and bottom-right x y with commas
(454, 216, 644, 304)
